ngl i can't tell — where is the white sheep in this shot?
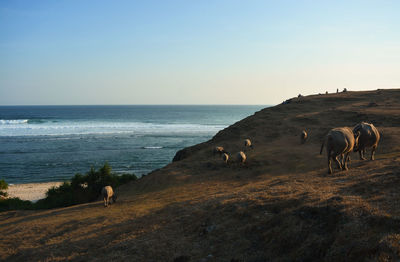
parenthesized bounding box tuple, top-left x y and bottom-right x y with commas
(101, 186, 117, 207)
(213, 146, 225, 156)
(222, 152, 229, 164)
(237, 151, 247, 165)
(244, 139, 253, 149)
(300, 130, 308, 144)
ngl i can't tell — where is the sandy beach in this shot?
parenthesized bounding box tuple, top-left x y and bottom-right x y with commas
(5, 182, 63, 202)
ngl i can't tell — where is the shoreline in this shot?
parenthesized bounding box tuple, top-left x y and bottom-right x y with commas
(5, 182, 64, 202)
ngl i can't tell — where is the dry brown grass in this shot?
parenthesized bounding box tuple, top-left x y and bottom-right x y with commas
(1, 89, 400, 261)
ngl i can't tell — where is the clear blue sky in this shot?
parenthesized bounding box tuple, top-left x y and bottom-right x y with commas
(1, 0, 399, 105)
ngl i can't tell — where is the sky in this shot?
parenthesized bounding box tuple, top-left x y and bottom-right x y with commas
(0, 0, 399, 105)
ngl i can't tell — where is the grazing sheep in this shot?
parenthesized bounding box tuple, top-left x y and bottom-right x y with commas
(213, 146, 225, 156)
(320, 127, 360, 174)
(101, 186, 117, 207)
(353, 122, 380, 160)
(237, 151, 246, 165)
(222, 153, 229, 164)
(244, 139, 253, 149)
(300, 130, 308, 144)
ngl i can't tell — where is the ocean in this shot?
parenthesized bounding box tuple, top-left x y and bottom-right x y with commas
(0, 105, 265, 184)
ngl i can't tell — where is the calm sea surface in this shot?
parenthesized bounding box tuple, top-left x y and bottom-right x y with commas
(0, 105, 265, 183)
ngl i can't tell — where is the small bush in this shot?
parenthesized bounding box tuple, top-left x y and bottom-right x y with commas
(0, 179, 33, 211)
(35, 182, 87, 209)
(0, 198, 33, 212)
(118, 173, 139, 185)
(0, 179, 8, 198)
(0, 179, 8, 190)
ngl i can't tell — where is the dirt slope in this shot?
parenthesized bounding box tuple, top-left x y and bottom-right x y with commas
(1, 89, 400, 262)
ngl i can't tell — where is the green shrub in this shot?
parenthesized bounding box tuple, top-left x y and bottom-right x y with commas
(0, 179, 8, 198)
(0, 179, 8, 190)
(35, 182, 85, 209)
(118, 173, 139, 185)
(0, 179, 32, 211)
(0, 198, 33, 212)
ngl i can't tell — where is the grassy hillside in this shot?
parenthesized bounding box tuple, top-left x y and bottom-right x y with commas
(1, 89, 400, 261)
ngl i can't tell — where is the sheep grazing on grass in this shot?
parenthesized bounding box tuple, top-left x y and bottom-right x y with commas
(101, 186, 117, 207)
(237, 151, 247, 165)
(320, 127, 360, 174)
(353, 122, 380, 160)
(213, 146, 225, 156)
(244, 139, 253, 149)
(300, 130, 308, 144)
(222, 153, 229, 165)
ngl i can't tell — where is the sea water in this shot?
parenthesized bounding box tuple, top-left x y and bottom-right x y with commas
(0, 105, 265, 183)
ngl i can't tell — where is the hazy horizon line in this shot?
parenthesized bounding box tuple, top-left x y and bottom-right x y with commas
(0, 104, 270, 107)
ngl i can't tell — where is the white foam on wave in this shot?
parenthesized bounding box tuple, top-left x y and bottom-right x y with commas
(142, 146, 163, 149)
(0, 119, 28, 125)
(0, 120, 227, 137)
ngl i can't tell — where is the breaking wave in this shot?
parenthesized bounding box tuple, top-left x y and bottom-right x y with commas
(0, 119, 29, 124)
(0, 120, 226, 137)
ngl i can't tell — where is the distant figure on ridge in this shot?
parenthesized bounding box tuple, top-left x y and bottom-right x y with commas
(102, 186, 117, 207)
(336, 88, 339, 93)
(343, 88, 347, 92)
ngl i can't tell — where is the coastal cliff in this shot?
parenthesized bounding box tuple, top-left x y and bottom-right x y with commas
(1, 89, 400, 261)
